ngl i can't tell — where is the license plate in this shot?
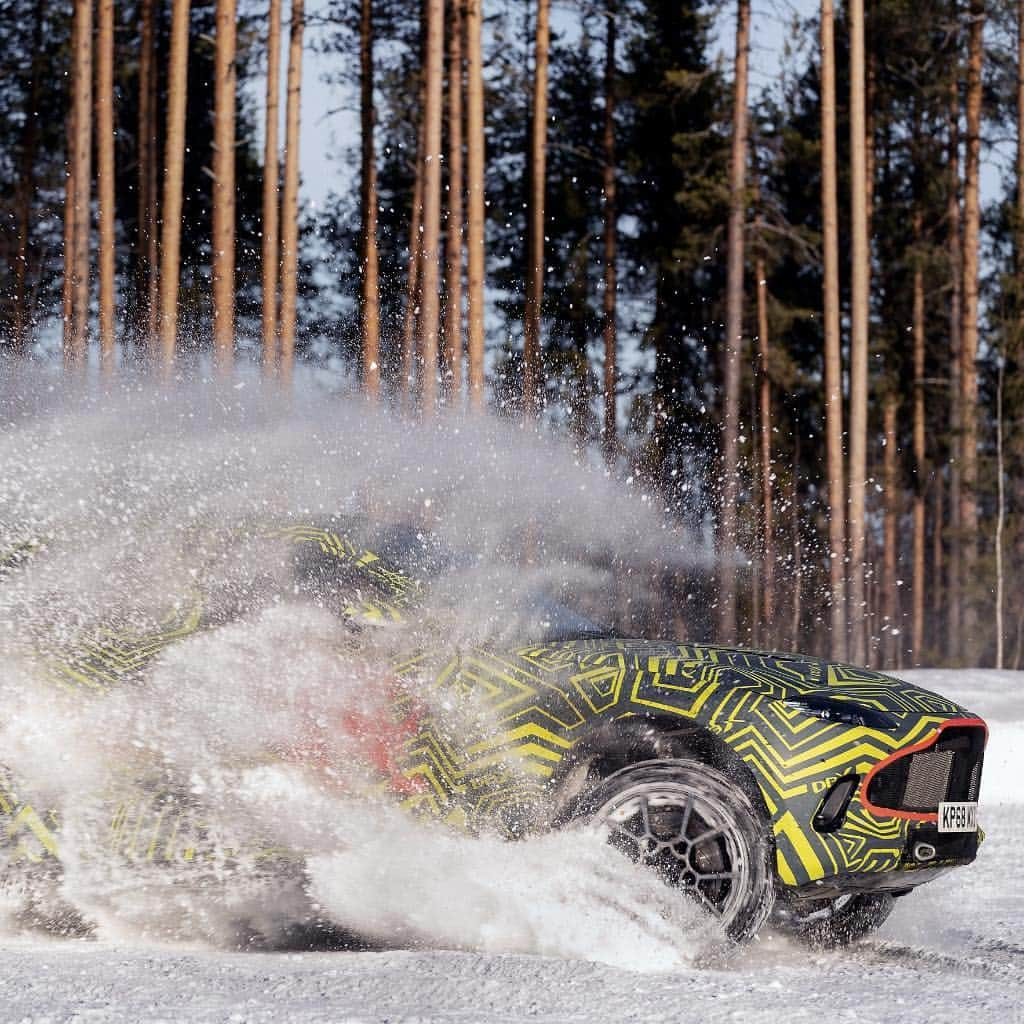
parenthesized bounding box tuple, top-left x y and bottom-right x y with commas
(938, 802, 978, 833)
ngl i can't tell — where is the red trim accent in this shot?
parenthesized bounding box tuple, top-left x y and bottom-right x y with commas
(860, 716, 988, 823)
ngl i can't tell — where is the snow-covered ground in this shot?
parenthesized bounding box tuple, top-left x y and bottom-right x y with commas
(0, 669, 1021, 1023)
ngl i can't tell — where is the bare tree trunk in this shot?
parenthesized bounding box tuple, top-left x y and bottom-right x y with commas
(279, 0, 305, 387)
(159, 0, 192, 373)
(212, 0, 237, 372)
(718, 0, 751, 643)
(933, 469, 944, 634)
(602, 2, 617, 465)
(442, 0, 464, 400)
(960, 0, 985, 663)
(522, 0, 550, 418)
(359, 0, 380, 400)
(418, 0, 444, 414)
(12, 2, 44, 353)
(62, 105, 76, 358)
(1018, 0, 1024, 283)
(848, 0, 870, 664)
(882, 396, 898, 666)
(947, 72, 963, 661)
(400, 130, 425, 407)
(138, 0, 159, 342)
(755, 203, 774, 644)
(912, 213, 927, 662)
(400, 62, 427, 408)
(465, 0, 485, 411)
(791, 442, 803, 647)
(97, 0, 116, 375)
(66, 0, 93, 370)
(996, 356, 1006, 668)
(863, 6, 877, 656)
(262, 0, 283, 371)
(821, 0, 846, 661)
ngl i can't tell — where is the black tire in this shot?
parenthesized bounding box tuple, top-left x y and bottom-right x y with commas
(573, 759, 775, 943)
(773, 892, 896, 948)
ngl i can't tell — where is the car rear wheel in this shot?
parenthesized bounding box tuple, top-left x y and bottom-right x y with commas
(577, 759, 775, 943)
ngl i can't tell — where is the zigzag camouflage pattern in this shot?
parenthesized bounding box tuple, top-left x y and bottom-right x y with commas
(392, 640, 969, 886)
(0, 523, 981, 894)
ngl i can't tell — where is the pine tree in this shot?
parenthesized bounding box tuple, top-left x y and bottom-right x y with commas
(848, 0, 870, 664)
(523, 0, 550, 418)
(719, 0, 751, 641)
(601, 1, 617, 464)
(360, 0, 381, 400)
(158, 0, 192, 371)
(279, 0, 305, 385)
(65, 0, 92, 369)
(418, 0, 444, 413)
(442, 0, 464, 399)
(212, 0, 238, 371)
(960, 0, 985, 660)
(464, 0, 486, 410)
(262, 0, 283, 371)
(822, 0, 847, 660)
(137, 0, 159, 343)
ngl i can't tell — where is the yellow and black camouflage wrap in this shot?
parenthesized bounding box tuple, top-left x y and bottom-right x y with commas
(0, 523, 985, 896)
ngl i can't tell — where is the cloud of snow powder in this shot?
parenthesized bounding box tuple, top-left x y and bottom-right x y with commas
(0, 369, 716, 969)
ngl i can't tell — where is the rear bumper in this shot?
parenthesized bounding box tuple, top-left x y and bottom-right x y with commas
(785, 823, 979, 900)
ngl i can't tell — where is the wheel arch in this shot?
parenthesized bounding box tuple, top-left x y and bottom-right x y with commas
(551, 713, 773, 833)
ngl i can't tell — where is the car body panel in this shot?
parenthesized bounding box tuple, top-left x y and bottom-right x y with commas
(388, 640, 982, 888)
(0, 523, 986, 897)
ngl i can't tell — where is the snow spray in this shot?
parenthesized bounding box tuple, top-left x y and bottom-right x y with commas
(0, 369, 715, 969)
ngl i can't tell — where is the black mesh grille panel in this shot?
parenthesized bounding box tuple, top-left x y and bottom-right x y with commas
(866, 725, 985, 814)
(968, 760, 982, 802)
(903, 750, 954, 809)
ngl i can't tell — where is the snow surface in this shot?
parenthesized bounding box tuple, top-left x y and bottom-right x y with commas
(0, 669, 1021, 1023)
(0, 386, 1020, 1020)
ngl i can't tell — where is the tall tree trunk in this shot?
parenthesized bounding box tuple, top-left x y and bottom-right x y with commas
(996, 357, 1006, 668)
(212, 0, 237, 372)
(755, 200, 774, 643)
(791, 436, 803, 647)
(138, 0, 159, 342)
(933, 469, 944, 635)
(418, 0, 444, 414)
(912, 211, 927, 662)
(62, 107, 76, 358)
(66, 0, 93, 369)
(360, 0, 380, 400)
(97, 0, 116, 375)
(848, 0, 870, 664)
(279, 0, 305, 386)
(12, 1, 44, 353)
(464, 0, 485, 411)
(947, 71, 963, 661)
(601, 2, 617, 465)
(882, 396, 898, 666)
(960, 0, 985, 663)
(821, 0, 846, 660)
(159, 0, 192, 373)
(522, 0, 550, 418)
(1018, 0, 1024, 285)
(442, 0, 464, 400)
(262, 0, 283, 371)
(718, 0, 751, 642)
(400, 125, 425, 407)
(863, 3, 877, 655)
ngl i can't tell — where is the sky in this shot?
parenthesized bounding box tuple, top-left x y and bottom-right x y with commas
(289, 0, 820, 211)
(281, 0, 1010, 251)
